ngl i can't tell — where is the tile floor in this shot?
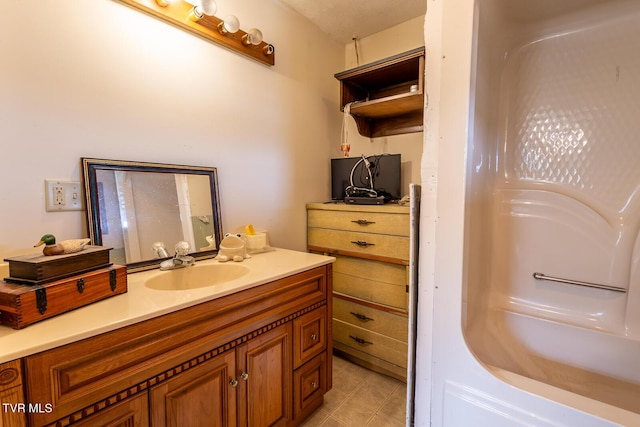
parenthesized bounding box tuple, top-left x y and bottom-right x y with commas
(301, 355, 407, 427)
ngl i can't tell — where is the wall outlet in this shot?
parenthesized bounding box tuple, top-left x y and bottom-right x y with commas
(45, 180, 83, 211)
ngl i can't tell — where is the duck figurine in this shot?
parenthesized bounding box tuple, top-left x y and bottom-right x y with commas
(34, 234, 91, 256)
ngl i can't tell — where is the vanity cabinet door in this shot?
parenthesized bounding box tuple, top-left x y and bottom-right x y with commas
(236, 323, 292, 427)
(69, 393, 148, 427)
(149, 350, 237, 427)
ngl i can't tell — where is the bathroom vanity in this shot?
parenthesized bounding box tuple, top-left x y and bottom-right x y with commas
(0, 249, 333, 427)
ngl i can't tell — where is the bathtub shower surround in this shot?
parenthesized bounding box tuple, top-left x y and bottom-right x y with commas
(464, 0, 640, 417)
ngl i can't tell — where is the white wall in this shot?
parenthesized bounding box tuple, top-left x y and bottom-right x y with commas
(339, 16, 425, 197)
(0, 0, 343, 259)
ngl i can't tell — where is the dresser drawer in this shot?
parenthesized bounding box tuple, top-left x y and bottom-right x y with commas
(333, 297, 407, 342)
(333, 319, 407, 368)
(308, 209, 409, 236)
(308, 228, 409, 261)
(333, 255, 407, 310)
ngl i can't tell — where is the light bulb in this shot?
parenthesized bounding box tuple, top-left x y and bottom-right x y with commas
(218, 15, 240, 34)
(242, 28, 263, 46)
(189, 0, 217, 21)
(199, 0, 217, 16)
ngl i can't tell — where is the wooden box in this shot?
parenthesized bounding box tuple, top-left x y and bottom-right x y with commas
(0, 265, 127, 329)
(4, 246, 112, 285)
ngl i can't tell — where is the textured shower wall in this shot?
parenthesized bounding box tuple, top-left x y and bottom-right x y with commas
(487, 6, 640, 332)
(503, 14, 640, 216)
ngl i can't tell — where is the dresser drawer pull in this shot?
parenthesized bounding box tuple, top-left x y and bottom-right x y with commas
(349, 335, 373, 345)
(350, 312, 374, 322)
(351, 240, 375, 247)
(310, 333, 318, 341)
(311, 381, 318, 389)
(351, 219, 376, 226)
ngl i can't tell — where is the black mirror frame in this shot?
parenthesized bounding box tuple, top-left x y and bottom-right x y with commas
(81, 158, 223, 272)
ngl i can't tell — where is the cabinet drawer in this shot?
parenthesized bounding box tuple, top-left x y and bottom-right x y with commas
(333, 297, 407, 342)
(293, 307, 326, 369)
(69, 393, 149, 427)
(308, 209, 409, 236)
(293, 353, 327, 419)
(308, 228, 409, 261)
(333, 256, 407, 310)
(333, 319, 407, 368)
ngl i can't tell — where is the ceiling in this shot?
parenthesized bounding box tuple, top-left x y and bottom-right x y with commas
(279, 0, 427, 44)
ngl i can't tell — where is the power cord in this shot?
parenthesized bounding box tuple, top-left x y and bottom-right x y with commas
(345, 155, 378, 198)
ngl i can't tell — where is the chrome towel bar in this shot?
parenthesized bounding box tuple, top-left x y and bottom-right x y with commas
(533, 272, 627, 293)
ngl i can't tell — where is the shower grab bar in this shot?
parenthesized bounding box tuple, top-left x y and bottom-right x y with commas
(533, 272, 627, 293)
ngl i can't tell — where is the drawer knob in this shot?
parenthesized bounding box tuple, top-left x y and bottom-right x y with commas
(352, 219, 376, 226)
(350, 312, 374, 322)
(311, 333, 318, 341)
(229, 378, 239, 388)
(240, 372, 249, 381)
(349, 335, 373, 345)
(351, 240, 375, 247)
(311, 381, 318, 389)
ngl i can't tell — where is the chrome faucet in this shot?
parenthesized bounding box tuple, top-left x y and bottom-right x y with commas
(159, 241, 195, 270)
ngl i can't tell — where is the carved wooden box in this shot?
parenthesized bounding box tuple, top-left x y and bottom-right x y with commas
(4, 245, 112, 285)
(0, 265, 127, 329)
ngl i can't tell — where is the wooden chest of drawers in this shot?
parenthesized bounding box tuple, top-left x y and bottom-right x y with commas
(307, 202, 409, 380)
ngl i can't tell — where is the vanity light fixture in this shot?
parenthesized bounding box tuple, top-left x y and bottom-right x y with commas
(188, 0, 217, 22)
(117, 0, 275, 66)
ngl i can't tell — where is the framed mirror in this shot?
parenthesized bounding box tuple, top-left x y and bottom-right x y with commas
(82, 158, 223, 272)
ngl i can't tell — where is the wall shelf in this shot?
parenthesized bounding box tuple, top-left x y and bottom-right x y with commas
(335, 47, 425, 138)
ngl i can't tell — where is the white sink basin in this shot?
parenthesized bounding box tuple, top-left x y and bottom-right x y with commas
(145, 263, 250, 291)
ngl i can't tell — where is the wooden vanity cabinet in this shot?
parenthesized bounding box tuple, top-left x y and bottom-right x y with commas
(19, 265, 331, 427)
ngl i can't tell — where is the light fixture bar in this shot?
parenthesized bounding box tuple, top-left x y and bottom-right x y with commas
(117, 0, 275, 66)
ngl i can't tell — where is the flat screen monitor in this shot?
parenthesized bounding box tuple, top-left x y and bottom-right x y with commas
(331, 154, 401, 201)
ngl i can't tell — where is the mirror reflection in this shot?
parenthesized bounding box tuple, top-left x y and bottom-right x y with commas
(82, 158, 223, 272)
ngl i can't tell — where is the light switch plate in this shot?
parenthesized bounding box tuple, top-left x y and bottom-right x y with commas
(45, 180, 83, 211)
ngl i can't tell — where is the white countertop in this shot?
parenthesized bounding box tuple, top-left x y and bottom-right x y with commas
(0, 248, 334, 364)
